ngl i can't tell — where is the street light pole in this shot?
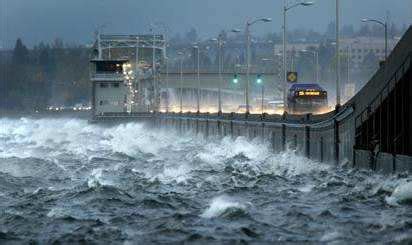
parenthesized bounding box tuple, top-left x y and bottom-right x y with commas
(245, 18, 272, 114)
(151, 22, 170, 112)
(165, 56, 169, 112)
(135, 37, 140, 111)
(283, 3, 287, 110)
(197, 46, 200, 112)
(362, 18, 388, 60)
(283, 1, 314, 111)
(316, 51, 319, 83)
(211, 37, 224, 114)
(193, 45, 200, 113)
(213, 29, 241, 113)
(246, 23, 251, 115)
(336, 0, 341, 107)
(152, 31, 159, 112)
(177, 52, 184, 113)
(215, 36, 223, 114)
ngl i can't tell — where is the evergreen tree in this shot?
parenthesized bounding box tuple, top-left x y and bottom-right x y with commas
(12, 38, 29, 65)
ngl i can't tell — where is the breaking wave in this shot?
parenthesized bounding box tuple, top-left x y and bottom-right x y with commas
(201, 195, 249, 218)
(0, 117, 411, 243)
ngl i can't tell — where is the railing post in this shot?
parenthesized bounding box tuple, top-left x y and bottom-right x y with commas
(217, 120, 221, 137)
(282, 124, 286, 151)
(271, 131, 276, 152)
(305, 126, 310, 158)
(334, 119, 340, 165)
(320, 136, 324, 163)
(230, 120, 234, 139)
(196, 119, 199, 135)
(205, 120, 209, 138)
(261, 123, 265, 143)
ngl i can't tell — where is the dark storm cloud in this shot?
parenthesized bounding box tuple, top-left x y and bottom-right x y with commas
(0, 0, 410, 48)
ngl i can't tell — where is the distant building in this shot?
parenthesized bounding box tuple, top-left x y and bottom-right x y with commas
(90, 34, 166, 116)
(273, 43, 320, 56)
(340, 37, 399, 70)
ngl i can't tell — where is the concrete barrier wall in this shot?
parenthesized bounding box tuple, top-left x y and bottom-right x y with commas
(153, 110, 411, 174)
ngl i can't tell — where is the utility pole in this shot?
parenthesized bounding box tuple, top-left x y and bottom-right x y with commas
(245, 17, 272, 114)
(218, 35, 223, 114)
(97, 32, 102, 60)
(197, 46, 200, 113)
(283, 1, 287, 111)
(336, 0, 341, 107)
(283, 1, 314, 111)
(362, 18, 388, 60)
(152, 32, 158, 112)
(246, 23, 251, 114)
(165, 56, 169, 112)
(179, 56, 183, 113)
(135, 37, 140, 112)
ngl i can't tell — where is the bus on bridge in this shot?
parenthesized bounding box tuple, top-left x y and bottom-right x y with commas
(287, 83, 329, 114)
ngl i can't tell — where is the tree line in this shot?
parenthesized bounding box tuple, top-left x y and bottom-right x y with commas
(0, 39, 90, 111)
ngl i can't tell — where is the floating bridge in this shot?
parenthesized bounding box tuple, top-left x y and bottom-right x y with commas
(91, 27, 412, 173)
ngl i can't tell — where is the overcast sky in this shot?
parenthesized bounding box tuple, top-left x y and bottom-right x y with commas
(1, 0, 411, 48)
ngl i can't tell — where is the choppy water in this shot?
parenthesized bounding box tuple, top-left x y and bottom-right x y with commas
(0, 118, 412, 244)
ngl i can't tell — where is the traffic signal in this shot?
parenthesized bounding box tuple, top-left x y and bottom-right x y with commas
(256, 74, 263, 84)
(233, 74, 239, 84)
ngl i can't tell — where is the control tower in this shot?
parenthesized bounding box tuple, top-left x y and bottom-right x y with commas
(90, 33, 166, 117)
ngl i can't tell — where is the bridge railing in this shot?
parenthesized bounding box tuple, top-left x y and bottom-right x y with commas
(355, 51, 411, 129)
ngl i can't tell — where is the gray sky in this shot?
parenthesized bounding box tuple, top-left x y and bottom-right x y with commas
(1, 0, 411, 48)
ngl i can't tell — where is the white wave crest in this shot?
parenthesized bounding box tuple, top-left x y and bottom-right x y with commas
(385, 181, 412, 206)
(201, 195, 248, 218)
(0, 117, 330, 184)
(197, 136, 328, 177)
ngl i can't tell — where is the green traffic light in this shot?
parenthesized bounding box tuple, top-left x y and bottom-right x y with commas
(256, 74, 263, 84)
(233, 74, 239, 84)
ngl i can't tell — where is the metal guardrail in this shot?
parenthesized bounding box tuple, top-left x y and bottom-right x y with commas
(157, 106, 352, 129)
(355, 51, 411, 128)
